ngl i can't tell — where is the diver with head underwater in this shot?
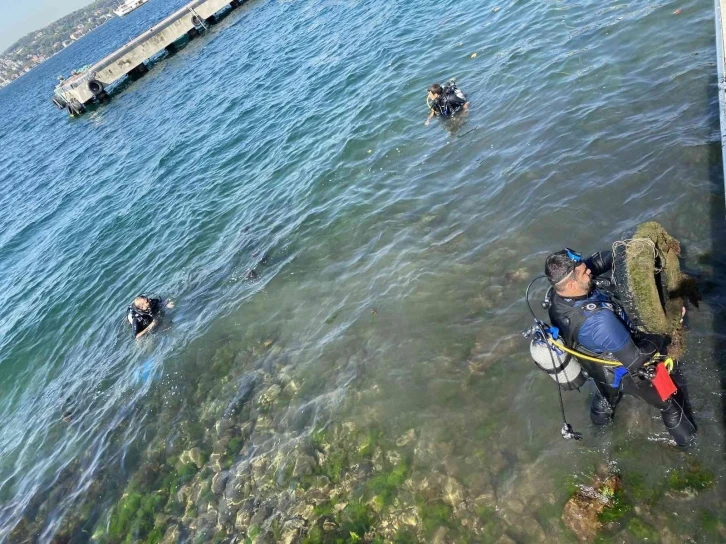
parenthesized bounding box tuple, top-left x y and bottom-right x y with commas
(425, 80, 469, 126)
(127, 295, 174, 339)
(523, 247, 697, 447)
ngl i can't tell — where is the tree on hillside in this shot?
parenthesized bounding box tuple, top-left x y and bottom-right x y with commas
(2, 0, 117, 56)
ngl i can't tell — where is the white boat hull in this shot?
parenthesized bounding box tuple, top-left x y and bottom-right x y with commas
(114, 0, 150, 17)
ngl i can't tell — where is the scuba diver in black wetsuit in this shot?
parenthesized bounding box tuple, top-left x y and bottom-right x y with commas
(544, 248, 697, 447)
(425, 81, 469, 125)
(127, 295, 173, 339)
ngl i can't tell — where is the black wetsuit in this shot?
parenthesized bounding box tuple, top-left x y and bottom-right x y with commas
(548, 250, 696, 446)
(127, 298, 162, 336)
(431, 85, 467, 117)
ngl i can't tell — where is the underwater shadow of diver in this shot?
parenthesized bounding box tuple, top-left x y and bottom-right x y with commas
(706, 62, 726, 458)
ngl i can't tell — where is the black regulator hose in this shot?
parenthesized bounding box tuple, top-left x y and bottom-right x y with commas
(525, 276, 582, 441)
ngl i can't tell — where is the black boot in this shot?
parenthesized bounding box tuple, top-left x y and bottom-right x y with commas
(590, 390, 616, 425)
(661, 390, 697, 447)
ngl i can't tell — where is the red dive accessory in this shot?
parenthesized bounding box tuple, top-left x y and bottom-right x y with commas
(651, 362, 677, 401)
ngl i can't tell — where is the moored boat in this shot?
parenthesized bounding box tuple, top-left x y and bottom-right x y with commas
(114, 0, 150, 17)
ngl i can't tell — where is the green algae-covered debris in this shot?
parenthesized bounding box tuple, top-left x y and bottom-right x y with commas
(365, 458, 410, 507)
(301, 525, 324, 544)
(106, 489, 167, 544)
(623, 472, 660, 505)
(613, 222, 687, 353)
(393, 527, 418, 544)
(597, 486, 631, 523)
(700, 510, 720, 534)
(625, 222, 683, 332)
(338, 499, 374, 537)
(417, 499, 453, 537)
(562, 473, 622, 541)
(626, 517, 659, 540)
(667, 462, 714, 492)
(226, 436, 243, 456)
(96, 453, 205, 543)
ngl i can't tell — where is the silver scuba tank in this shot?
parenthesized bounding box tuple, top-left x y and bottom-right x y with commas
(529, 328, 587, 390)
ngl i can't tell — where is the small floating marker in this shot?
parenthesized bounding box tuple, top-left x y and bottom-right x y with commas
(367, 149, 372, 153)
(493, 6, 500, 12)
(470, 52, 478, 58)
(673, 8, 682, 14)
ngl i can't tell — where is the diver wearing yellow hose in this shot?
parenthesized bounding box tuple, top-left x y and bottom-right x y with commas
(544, 248, 697, 447)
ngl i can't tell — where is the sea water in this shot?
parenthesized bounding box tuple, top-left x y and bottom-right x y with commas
(0, 0, 724, 541)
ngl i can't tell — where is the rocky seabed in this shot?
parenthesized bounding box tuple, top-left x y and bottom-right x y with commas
(7, 334, 725, 544)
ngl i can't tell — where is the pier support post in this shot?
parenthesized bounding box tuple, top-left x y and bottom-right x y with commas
(165, 43, 178, 55)
(205, 15, 217, 25)
(230, 0, 241, 7)
(128, 63, 149, 80)
(68, 99, 85, 116)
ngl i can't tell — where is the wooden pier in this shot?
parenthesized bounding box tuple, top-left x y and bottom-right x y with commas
(53, 0, 244, 115)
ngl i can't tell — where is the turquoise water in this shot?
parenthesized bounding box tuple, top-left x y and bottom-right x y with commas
(0, 0, 725, 541)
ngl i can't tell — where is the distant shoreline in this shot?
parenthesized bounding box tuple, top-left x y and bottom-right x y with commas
(0, 0, 117, 88)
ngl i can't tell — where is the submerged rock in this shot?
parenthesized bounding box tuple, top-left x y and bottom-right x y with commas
(250, 502, 273, 526)
(443, 477, 466, 512)
(234, 500, 255, 530)
(289, 501, 315, 521)
(258, 384, 282, 407)
(215, 418, 234, 436)
(504, 267, 530, 283)
(209, 453, 224, 473)
(181, 447, 205, 469)
(161, 524, 181, 544)
(212, 471, 229, 495)
(562, 474, 621, 541)
(396, 429, 417, 447)
(510, 515, 546, 542)
(292, 454, 317, 478)
(432, 526, 449, 544)
(279, 519, 304, 544)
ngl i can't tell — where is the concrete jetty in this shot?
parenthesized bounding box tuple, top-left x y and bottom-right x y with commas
(52, 0, 244, 115)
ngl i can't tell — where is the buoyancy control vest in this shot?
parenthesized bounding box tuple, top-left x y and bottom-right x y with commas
(549, 289, 629, 346)
(548, 288, 631, 385)
(432, 84, 467, 117)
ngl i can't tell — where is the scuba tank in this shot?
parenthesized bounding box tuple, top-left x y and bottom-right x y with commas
(523, 282, 587, 390)
(448, 84, 466, 102)
(443, 81, 467, 114)
(526, 325, 587, 390)
(523, 276, 586, 440)
(443, 78, 466, 100)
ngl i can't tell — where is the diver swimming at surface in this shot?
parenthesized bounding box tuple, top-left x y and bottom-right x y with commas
(425, 81, 469, 126)
(127, 295, 174, 339)
(541, 248, 696, 446)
